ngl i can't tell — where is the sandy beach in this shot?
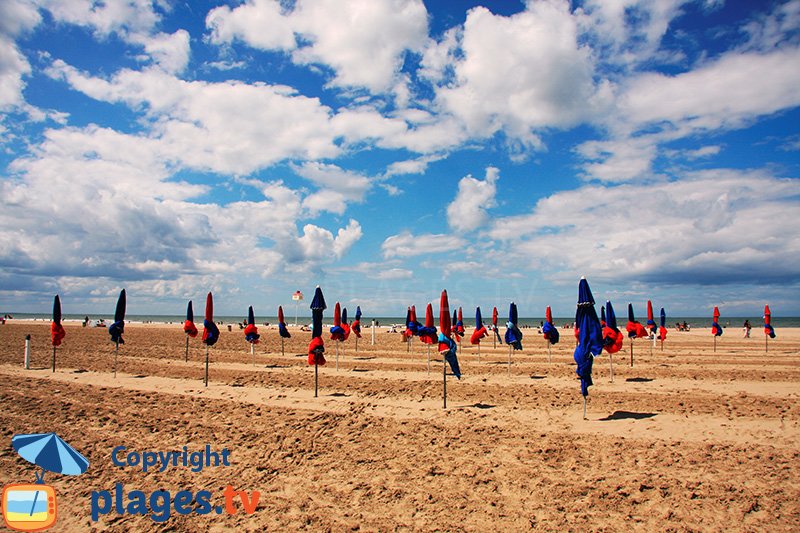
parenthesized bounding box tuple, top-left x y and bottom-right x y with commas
(1, 321, 798, 531)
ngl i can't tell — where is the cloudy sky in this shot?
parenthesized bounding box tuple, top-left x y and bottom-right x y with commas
(1, 0, 799, 318)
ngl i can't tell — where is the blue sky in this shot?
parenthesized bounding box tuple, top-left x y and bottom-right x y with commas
(1, 0, 799, 318)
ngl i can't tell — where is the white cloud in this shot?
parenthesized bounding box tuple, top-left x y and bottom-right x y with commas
(576, 0, 689, 69)
(296, 219, 363, 262)
(45, 62, 339, 174)
(487, 168, 800, 285)
(131, 30, 191, 74)
(446, 166, 499, 232)
(382, 232, 466, 258)
(207, 0, 429, 93)
(40, 0, 161, 37)
(432, 0, 609, 149)
(0, 0, 39, 110)
(617, 47, 800, 135)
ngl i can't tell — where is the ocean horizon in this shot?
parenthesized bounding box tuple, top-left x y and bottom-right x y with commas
(6, 313, 800, 328)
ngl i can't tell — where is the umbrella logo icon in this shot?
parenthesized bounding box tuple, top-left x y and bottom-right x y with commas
(2, 433, 89, 531)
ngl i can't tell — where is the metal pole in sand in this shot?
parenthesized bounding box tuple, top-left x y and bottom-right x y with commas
(507, 345, 512, 376)
(204, 345, 209, 387)
(547, 341, 551, 363)
(185, 334, 189, 362)
(371, 320, 375, 346)
(583, 396, 587, 420)
(314, 362, 318, 398)
(355, 335, 358, 354)
(609, 353, 614, 383)
(629, 338, 635, 366)
(281, 337, 285, 357)
(114, 340, 119, 378)
(765, 335, 768, 354)
(52, 346, 56, 373)
(427, 345, 431, 374)
(24, 335, 31, 370)
(336, 341, 339, 371)
(443, 356, 447, 409)
(251, 343, 255, 366)
(713, 336, 717, 353)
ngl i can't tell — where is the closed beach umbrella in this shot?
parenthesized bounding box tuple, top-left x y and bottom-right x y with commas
(351, 306, 362, 338)
(244, 306, 260, 343)
(626, 303, 648, 338)
(574, 277, 603, 418)
(600, 304, 606, 326)
(184, 300, 198, 337)
(659, 308, 668, 342)
(12, 433, 89, 483)
(308, 286, 326, 366)
(202, 292, 219, 386)
(602, 301, 624, 354)
(330, 302, 345, 341)
(504, 302, 523, 350)
(438, 289, 460, 408)
(51, 295, 65, 347)
(50, 295, 66, 372)
(543, 305, 559, 345)
(202, 292, 220, 346)
(764, 304, 775, 352)
(711, 307, 723, 336)
(108, 289, 126, 345)
(492, 306, 502, 346)
(470, 307, 488, 345)
(278, 306, 291, 338)
(646, 300, 657, 334)
(419, 303, 437, 345)
(341, 308, 351, 340)
(456, 307, 465, 338)
(602, 300, 623, 382)
(183, 300, 197, 362)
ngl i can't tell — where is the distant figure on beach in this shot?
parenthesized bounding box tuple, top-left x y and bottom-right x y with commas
(743, 320, 751, 338)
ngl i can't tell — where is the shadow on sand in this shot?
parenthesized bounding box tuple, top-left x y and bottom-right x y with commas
(626, 377, 654, 383)
(599, 411, 657, 421)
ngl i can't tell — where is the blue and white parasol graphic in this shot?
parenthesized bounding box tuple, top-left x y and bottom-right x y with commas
(12, 433, 89, 483)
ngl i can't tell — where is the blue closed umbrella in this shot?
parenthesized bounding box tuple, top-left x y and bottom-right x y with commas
(574, 278, 603, 418)
(504, 302, 523, 350)
(12, 433, 89, 483)
(108, 289, 126, 345)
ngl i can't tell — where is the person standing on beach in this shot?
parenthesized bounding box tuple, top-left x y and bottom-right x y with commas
(743, 320, 751, 338)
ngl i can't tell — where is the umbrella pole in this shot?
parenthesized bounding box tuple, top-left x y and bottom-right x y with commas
(204, 345, 209, 387)
(355, 336, 358, 354)
(52, 346, 56, 373)
(185, 334, 189, 362)
(114, 340, 119, 378)
(765, 336, 768, 354)
(583, 396, 587, 420)
(443, 357, 447, 409)
(281, 337, 285, 357)
(24, 335, 31, 370)
(336, 341, 339, 371)
(713, 336, 717, 353)
(427, 345, 431, 374)
(477, 343, 481, 363)
(630, 339, 634, 367)
(547, 341, 551, 363)
(314, 361, 318, 398)
(371, 320, 375, 346)
(660, 339, 664, 352)
(251, 343, 255, 366)
(609, 353, 614, 383)
(493, 330, 496, 349)
(507, 345, 512, 376)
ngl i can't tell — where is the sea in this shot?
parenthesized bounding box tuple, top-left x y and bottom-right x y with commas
(5, 313, 800, 328)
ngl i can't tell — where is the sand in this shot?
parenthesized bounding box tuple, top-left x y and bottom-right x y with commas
(1, 321, 798, 531)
